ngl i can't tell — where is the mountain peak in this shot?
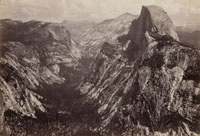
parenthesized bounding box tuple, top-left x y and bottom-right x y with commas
(144, 5, 178, 39)
(115, 12, 135, 20)
(128, 5, 179, 47)
(120, 12, 133, 17)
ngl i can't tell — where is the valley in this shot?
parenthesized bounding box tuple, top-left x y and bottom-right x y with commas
(0, 5, 200, 136)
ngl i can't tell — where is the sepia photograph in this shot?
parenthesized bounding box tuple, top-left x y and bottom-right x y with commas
(0, 0, 200, 135)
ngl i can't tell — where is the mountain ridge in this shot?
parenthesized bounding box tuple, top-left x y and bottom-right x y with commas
(65, 13, 137, 58)
(0, 19, 83, 118)
(79, 5, 200, 135)
(0, 5, 200, 136)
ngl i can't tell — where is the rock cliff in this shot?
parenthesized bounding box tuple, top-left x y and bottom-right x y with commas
(0, 19, 82, 118)
(79, 5, 200, 135)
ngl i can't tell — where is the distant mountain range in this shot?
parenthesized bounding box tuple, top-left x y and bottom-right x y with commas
(62, 12, 137, 57)
(176, 25, 200, 33)
(177, 29, 200, 49)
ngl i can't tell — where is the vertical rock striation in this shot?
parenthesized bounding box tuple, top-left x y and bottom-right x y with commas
(0, 19, 82, 119)
(80, 5, 200, 135)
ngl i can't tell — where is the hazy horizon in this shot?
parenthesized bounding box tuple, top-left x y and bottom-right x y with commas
(0, 0, 200, 26)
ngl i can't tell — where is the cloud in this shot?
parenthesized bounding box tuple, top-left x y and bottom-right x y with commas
(0, 0, 199, 25)
(0, 0, 67, 21)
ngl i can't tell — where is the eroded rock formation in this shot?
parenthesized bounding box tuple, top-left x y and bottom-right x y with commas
(0, 19, 82, 118)
(79, 5, 200, 135)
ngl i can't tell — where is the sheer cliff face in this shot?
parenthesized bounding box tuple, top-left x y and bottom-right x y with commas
(127, 6, 179, 61)
(0, 20, 81, 117)
(128, 6, 179, 45)
(80, 5, 200, 135)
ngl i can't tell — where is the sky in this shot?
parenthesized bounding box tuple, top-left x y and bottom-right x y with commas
(0, 0, 200, 26)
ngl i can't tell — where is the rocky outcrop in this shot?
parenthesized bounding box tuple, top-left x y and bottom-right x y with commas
(79, 5, 200, 135)
(1, 5, 199, 136)
(128, 6, 179, 45)
(0, 19, 82, 118)
(127, 5, 179, 61)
